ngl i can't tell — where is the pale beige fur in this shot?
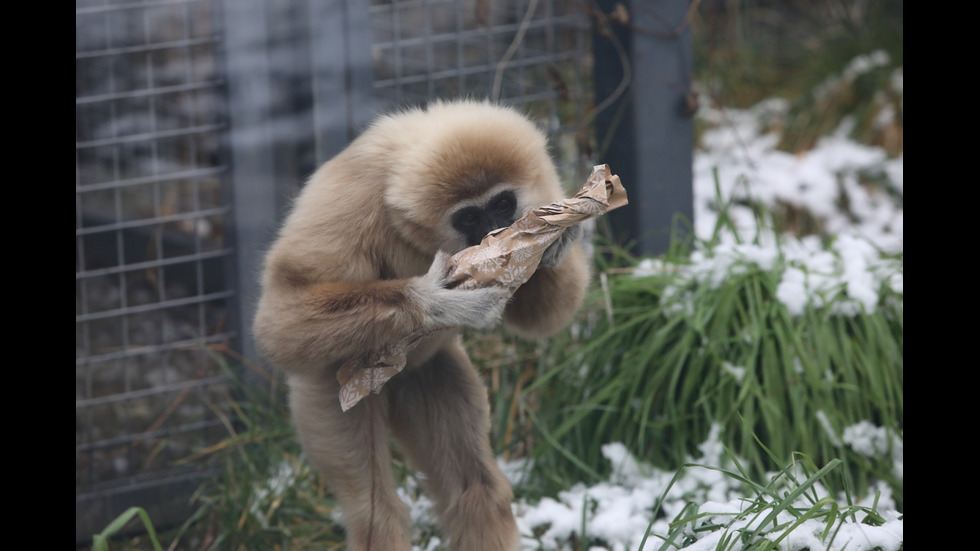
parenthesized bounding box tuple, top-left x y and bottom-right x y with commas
(253, 100, 590, 551)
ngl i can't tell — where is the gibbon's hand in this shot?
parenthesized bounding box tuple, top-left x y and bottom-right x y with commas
(540, 224, 582, 268)
(417, 251, 511, 330)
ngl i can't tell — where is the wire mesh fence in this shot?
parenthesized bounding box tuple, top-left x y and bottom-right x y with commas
(75, 0, 234, 540)
(76, 0, 592, 542)
(370, 0, 592, 183)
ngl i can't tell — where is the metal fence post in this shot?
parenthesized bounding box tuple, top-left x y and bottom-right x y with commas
(223, 0, 375, 365)
(222, 0, 284, 367)
(309, 0, 376, 164)
(593, 0, 694, 256)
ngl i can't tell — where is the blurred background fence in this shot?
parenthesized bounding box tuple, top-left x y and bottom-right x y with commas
(76, 0, 235, 542)
(76, 0, 644, 542)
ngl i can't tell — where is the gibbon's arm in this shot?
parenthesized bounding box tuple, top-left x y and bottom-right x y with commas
(504, 242, 590, 339)
(254, 249, 510, 377)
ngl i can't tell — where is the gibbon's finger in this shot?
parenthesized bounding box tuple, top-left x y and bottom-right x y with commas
(424, 250, 455, 287)
(469, 286, 512, 328)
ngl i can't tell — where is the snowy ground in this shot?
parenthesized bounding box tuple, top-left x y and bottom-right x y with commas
(398, 423, 902, 551)
(409, 66, 903, 550)
(503, 427, 902, 551)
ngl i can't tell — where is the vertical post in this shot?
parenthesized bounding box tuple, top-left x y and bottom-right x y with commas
(309, 0, 376, 164)
(593, 0, 694, 257)
(222, 0, 376, 365)
(222, 0, 284, 366)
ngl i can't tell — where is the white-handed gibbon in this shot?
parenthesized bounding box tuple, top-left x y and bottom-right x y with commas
(253, 100, 591, 551)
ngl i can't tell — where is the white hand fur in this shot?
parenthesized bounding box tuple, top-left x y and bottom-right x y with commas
(415, 251, 512, 330)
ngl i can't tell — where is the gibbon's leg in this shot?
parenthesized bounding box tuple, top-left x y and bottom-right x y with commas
(388, 342, 519, 551)
(288, 371, 412, 551)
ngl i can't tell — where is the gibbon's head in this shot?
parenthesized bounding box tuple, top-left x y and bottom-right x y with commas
(383, 100, 565, 255)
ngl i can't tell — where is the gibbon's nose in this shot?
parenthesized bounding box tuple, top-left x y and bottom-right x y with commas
(455, 206, 516, 247)
(467, 222, 490, 247)
(469, 215, 516, 247)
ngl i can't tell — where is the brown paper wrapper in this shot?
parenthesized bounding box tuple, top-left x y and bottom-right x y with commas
(337, 165, 628, 411)
(336, 328, 445, 411)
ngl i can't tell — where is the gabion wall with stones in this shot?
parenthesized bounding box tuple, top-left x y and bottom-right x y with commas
(76, 0, 592, 541)
(76, 0, 236, 540)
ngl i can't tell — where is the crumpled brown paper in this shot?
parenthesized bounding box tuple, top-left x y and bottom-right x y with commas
(337, 164, 628, 411)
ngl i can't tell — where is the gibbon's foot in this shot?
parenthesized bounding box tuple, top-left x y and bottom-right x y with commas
(439, 472, 520, 551)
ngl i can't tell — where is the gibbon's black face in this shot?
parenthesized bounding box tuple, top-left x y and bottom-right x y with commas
(451, 190, 518, 247)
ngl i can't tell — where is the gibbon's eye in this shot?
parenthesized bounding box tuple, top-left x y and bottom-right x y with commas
(452, 207, 482, 230)
(489, 191, 517, 218)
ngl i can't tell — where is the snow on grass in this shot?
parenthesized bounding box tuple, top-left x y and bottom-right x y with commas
(842, 420, 904, 482)
(642, 228, 903, 318)
(508, 427, 902, 550)
(693, 96, 903, 254)
(657, 74, 905, 318)
(488, 80, 903, 549)
(400, 425, 902, 551)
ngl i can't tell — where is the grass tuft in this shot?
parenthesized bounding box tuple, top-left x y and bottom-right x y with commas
(517, 213, 903, 509)
(91, 507, 164, 551)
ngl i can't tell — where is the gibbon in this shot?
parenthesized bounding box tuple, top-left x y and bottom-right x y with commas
(253, 100, 591, 551)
